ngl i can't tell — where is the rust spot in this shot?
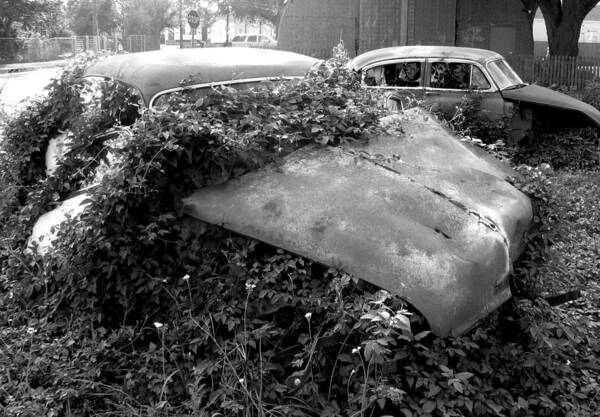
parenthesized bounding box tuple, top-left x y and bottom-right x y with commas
(263, 200, 282, 218)
(311, 222, 327, 234)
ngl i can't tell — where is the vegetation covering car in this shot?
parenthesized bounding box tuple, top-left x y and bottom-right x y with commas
(351, 46, 600, 141)
(29, 47, 533, 337)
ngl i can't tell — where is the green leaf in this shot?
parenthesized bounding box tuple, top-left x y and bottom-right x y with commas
(422, 400, 436, 413)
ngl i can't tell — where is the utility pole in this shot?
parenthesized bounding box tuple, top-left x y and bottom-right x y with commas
(92, 0, 99, 51)
(92, 0, 99, 36)
(179, 0, 184, 48)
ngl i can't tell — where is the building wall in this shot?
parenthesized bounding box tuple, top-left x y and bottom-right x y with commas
(410, 0, 456, 46)
(278, 0, 532, 57)
(359, 0, 408, 52)
(278, 0, 360, 58)
(456, 0, 532, 55)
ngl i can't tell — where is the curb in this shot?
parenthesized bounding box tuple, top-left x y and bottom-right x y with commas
(0, 60, 69, 75)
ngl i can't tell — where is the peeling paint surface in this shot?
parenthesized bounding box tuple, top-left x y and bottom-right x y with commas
(183, 108, 533, 336)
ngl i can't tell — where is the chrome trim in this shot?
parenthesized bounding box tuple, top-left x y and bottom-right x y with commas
(149, 76, 303, 109)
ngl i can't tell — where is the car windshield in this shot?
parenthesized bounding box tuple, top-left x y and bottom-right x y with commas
(486, 59, 524, 90)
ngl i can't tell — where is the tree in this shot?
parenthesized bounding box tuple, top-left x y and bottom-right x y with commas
(0, 0, 57, 58)
(122, 0, 175, 48)
(227, 0, 292, 37)
(67, 0, 119, 36)
(0, 0, 55, 37)
(523, 0, 600, 56)
(519, 0, 538, 55)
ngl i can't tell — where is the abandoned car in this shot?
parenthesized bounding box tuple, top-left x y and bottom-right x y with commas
(29, 47, 534, 337)
(351, 46, 600, 141)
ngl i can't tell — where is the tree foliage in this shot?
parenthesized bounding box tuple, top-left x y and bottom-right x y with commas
(66, 0, 119, 35)
(122, 0, 175, 36)
(227, 0, 291, 35)
(0, 0, 56, 36)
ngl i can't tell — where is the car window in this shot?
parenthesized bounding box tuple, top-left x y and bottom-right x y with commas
(80, 77, 143, 125)
(247, 35, 258, 42)
(487, 59, 523, 90)
(363, 61, 422, 87)
(470, 66, 491, 90)
(429, 62, 490, 90)
(232, 35, 245, 42)
(152, 80, 281, 109)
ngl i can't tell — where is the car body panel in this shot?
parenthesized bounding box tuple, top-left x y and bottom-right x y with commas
(182, 108, 533, 336)
(84, 48, 319, 106)
(501, 84, 600, 126)
(27, 192, 91, 254)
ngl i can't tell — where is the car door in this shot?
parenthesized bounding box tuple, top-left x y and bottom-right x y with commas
(360, 59, 425, 110)
(424, 59, 505, 121)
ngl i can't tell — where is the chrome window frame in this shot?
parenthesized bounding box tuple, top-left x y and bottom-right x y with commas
(149, 76, 304, 109)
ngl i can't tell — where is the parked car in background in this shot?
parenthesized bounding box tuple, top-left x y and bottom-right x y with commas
(231, 33, 277, 48)
(351, 46, 600, 141)
(30, 46, 533, 337)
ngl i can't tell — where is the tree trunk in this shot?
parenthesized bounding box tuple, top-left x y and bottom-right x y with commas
(2, 19, 15, 59)
(538, 0, 599, 56)
(547, 18, 581, 56)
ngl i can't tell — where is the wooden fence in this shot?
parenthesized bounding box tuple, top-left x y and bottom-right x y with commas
(507, 55, 600, 89)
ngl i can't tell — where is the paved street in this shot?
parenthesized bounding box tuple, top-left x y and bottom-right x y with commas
(0, 66, 63, 117)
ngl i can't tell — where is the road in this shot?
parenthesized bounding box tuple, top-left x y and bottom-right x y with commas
(0, 67, 63, 117)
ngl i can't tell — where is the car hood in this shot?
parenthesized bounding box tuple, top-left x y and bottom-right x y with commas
(28, 108, 533, 337)
(502, 84, 600, 127)
(183, 108, 533, 336)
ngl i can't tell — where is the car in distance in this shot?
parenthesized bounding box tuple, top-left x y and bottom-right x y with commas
(29, 47, 533, 337)
(231, 33, 277, 49)
(351, 46, 600, 141)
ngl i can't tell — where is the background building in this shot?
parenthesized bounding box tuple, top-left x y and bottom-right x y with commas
(278, 0, 533, 58)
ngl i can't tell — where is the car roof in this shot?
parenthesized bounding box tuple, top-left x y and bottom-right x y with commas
(84, 47, 320, 106)
(350, 46, 504, 70)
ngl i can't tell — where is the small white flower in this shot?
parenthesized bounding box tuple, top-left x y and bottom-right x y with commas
(182, 274, 190, 281)
(351, 346, 361, 355)
(245, 282, 256, 292)
(26, 327, 36, 335)
(238, 378, 245, 384)
(153, 322, 164, 329)
(305, 312, 312, 321)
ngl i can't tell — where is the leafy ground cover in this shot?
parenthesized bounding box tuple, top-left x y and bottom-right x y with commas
(0, 47, 598, 416)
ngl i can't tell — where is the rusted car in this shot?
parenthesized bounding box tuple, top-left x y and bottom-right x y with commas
(29, 47, 533, 337)
(351, 46, 600, 141)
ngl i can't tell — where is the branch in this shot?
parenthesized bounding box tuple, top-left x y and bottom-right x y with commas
(582, 0, 600, 16)
(538, 0, 562, 29)
(519, 0, 537, 13)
